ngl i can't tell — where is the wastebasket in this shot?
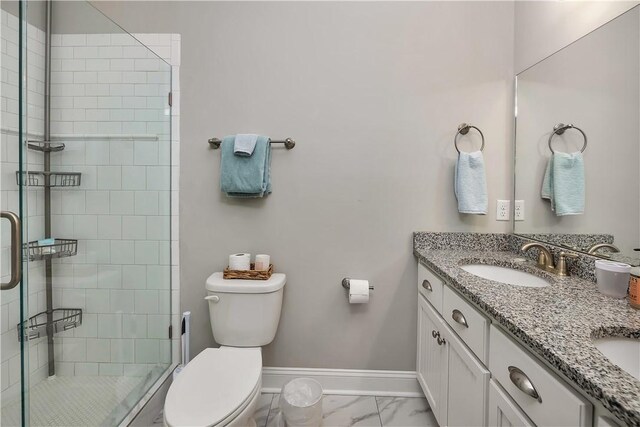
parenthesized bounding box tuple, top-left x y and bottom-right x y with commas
(279, 378, 323, 426)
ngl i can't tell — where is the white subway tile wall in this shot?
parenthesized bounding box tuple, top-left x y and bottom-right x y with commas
(47, 31, 181, 377)
(1, 13, 180, 404)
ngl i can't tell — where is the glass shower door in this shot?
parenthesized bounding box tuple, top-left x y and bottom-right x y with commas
(2, 1, 173, 425)
(1, 0, 33, 425)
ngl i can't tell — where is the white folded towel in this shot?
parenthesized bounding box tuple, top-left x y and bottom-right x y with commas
(233, 134, 259, 157)
(454, 151, 488, 215)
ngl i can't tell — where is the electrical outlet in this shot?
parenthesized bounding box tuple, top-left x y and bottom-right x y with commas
(496, 200, 510, 221)
(515, 200, 525, 221)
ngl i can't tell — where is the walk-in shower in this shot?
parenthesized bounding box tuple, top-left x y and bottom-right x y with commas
(1, 1, 175, 425)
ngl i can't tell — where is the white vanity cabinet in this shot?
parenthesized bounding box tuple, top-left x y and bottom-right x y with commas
(416, 262, 594, 427)
(489, 325, 592, 427)
(417, 294, 448, 422)
(442, 285, 489, 364)
(445, 323, 491, 426)
(488, 379, 535, 427)
(417, 264, 490, 426)
(418, 262, 445, 312)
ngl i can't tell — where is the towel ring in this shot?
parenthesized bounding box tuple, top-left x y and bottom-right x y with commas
(454, 123, 485, 153)
(548, 123, 587, 154)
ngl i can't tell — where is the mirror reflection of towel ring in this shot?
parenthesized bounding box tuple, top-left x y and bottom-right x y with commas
(548, 123, 587, 154)
(454, 123, 485, 153)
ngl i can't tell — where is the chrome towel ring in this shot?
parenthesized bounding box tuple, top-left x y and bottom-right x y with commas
(548, 123, 587, 154)
(454, 123, 485, 153)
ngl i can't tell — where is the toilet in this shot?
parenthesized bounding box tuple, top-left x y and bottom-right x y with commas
(164, 272, 286, 427)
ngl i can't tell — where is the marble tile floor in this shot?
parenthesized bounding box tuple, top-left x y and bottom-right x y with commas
(152, 394, 438, 427)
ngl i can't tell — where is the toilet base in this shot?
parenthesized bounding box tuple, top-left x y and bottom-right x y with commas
(223, 379, 261, 427)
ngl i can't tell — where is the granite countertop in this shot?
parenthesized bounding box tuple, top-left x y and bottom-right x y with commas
(413, 241, 640, 425)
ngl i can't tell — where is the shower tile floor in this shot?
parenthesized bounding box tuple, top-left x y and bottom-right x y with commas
(1, 375, 142, 427)
(152, 394, 438, 427)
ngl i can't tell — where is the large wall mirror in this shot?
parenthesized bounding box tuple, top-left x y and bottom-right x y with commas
(514, 5, 640, 265)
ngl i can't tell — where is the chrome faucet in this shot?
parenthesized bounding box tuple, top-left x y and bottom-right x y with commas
(521, 242, 578, 276)
(587, 243, 620, 255)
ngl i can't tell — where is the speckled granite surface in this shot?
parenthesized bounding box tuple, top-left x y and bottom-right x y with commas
(414, 232, 640, 426)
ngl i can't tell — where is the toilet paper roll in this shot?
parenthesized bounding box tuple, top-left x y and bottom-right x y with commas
(348, 279, 370, 304)
(229, 253, 251, 271)
(255, 254, 270, 271)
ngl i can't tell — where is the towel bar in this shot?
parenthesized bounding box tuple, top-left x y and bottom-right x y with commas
(208, 137, 295, 150)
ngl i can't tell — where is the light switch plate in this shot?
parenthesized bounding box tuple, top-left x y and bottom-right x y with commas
(496, 200, 510, 221)
(515, 200, 525, 221)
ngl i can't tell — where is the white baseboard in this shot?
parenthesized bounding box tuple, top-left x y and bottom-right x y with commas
(261, 367, 423, 397)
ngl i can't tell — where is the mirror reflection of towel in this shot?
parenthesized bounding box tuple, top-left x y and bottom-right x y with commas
(541, 152, 584, 216)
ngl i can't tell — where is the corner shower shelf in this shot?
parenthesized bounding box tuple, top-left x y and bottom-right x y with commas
(27, 140, 65, 152)
(25, 238, 78, 261)
(17, 308, 83, 342)
(15, 171, 81, 187)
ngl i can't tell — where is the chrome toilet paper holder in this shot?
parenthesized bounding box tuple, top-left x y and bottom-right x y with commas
(342, 278, 374, 290)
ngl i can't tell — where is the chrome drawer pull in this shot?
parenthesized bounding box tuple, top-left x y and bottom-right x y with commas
(432, 330, 439, 339)
(437, 336, 446, 346)
(508, 366, 542, 403)
(451, 309, 468, 328)
(422, 279, 432, 292)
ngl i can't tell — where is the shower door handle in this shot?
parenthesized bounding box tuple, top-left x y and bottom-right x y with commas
(1, 211, 22, 290)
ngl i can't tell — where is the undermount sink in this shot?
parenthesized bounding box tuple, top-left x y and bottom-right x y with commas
(460, 264, 550, 288)
(593, 337, 640, 381)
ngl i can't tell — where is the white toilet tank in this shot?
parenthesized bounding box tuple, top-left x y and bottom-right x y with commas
(205, 272, 286, 347)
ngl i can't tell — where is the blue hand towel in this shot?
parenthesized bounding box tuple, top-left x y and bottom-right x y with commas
(454, 151, 488, 214)
(541, 152, 584, 216)
(234, 134, 259, 157)
(220, 135, 271, 198)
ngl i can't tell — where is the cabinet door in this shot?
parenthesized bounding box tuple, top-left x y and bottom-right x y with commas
(445, 324, 490, 427)
(488, 379, 534, 427)
(417, 294, 448, 425)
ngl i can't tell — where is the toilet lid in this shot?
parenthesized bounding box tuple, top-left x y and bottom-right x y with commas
(164, 347, 262, 427)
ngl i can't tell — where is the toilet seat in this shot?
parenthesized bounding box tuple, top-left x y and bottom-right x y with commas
(164, 347, 262, 427)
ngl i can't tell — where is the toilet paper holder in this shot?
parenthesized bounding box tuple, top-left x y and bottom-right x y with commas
(342, 278, 374, 290)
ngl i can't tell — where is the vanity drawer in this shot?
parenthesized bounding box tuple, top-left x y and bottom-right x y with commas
(443, 285, 489, 364)
(418, 263, 444, 313)
(489, 325, 592, 427)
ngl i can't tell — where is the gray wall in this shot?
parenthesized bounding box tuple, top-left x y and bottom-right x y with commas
(93, 1, 514, 371)
(1, 0, 46, 31)
(515, 0, 639, 73)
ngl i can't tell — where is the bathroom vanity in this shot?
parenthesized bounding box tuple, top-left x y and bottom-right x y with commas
(413, 233, 640, 427)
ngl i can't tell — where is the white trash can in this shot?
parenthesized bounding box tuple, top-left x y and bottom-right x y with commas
(595, 260, 631, 298)
(279, 378, 323, 427)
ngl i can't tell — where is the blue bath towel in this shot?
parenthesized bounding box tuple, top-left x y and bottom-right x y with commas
(541, 152, 584, 216)
(220, 135, 271, 198)
(454, 151, 488, 214)
(234, 134, 259, 157)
